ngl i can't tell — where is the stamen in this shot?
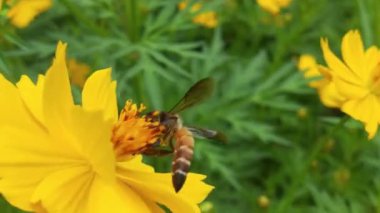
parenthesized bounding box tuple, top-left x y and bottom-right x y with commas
(111, 100, 164, 160)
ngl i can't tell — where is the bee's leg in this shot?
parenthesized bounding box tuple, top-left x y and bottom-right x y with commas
(142, 146, 173, 156)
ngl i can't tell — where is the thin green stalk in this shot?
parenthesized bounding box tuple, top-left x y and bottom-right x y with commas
(124, 0, 141, 42)
(373, 0, 380, 46)
(357, 0, 373, 46)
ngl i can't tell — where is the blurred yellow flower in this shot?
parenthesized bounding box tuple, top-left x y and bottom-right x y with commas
(68, 58, 91, 88)
(297, 107, 308, 119)
(298, 54, 345, 108)
(321, 30, 380, 139)
(298, 54, 323, 88)
(257, 195, 270, 208)
(6, 0, 52, 28)
(178, 0, 218, 28)
(192, 11, 217, 28)
(0, 42, 213, 212)
(333, 168, 350, 187)
(178, 1, 202, 12)
(257, 0, 292, 15)
(200, 201, 214, 213)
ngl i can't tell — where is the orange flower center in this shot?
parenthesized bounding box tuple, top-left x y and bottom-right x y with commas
(111, 100, 164, 161)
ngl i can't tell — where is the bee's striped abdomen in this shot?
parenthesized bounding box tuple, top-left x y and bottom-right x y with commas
(172, 127, 194, 192)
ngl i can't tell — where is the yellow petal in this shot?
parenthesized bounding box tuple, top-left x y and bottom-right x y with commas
(66, 106, 116, 182)
(0, 126, 82, 211)
(364, 46, 380, 84)
(341, 30, 365, 81)
(16, 75, 45, 125)
(341, 95, 380, 139)
(0, 74, 40, 129)
(85, 178, 152, 213)
(118, 163, 214, 213)
(320, 38, 360, 85)
(42, 41, 74, 132)
(30, 166, 93, 213)
(7, 0, 52, 28)
(333, 76, 368, 99)
(317, 82, 345, 108)
(276, 0, 292, 7)
(298, 54, 316, 72)
(117, 155, 155, 173)
(82, 68, 118, 122)
(257, 0, 280, 14)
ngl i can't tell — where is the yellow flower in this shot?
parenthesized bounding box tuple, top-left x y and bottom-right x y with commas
(297, 54, 345, 108)
(178, 0, 218, 28)
(192, 11, 217, 28)
(6, 0, 52, 28)
(178, 1, 202, 12)
(297, 107, 308, 119)
(0, 42, 213, 212)
(257, 0, 292, 15)
(68, 58, 91, 88)
(298, 54, 323, 88)
(315, 66, 346, 108)
(257, 195, 270, 208)
(321, 30, 380, 139)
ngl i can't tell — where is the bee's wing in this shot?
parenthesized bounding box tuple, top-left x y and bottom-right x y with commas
(169, 77, 214, 113)
(187, 127, 227, 144)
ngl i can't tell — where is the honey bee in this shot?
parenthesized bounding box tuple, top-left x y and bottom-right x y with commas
(142, 78, 226, 193)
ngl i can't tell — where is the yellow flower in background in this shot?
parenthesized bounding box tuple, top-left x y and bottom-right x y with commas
(257, 0, 292, 15)
(178, 0, 218, 28)
(192, 11, 217, 28)
(0, 42, 213, 212)
(298, 54, 323, 88)
(178, 0, 202, 12)
(257, 195, 270, 208)
(6, 0, 52, 28)
(68, 58, 91, 88)
(297, 54, 345, 108)
(321, 30, 380, 139)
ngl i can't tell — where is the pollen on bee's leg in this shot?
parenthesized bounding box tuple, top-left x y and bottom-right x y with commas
(111, 100, 164, 159)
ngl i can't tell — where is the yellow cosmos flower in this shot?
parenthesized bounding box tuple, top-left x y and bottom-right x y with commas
(6, 0, 52, 28)
(321, 30, 380, 139)
(257, 0, 291, 15)
(0, 41, 213, 212)
(67, 58, 91, 88)
(298, 54, 345, 108)
(257, 195, 270, 208)
(178, 0, 218, 28)
(178, 0, 202, 12)
(192, 11, 217, 28)
(315, 66, 346, 108)
(298, 54, 323, 88)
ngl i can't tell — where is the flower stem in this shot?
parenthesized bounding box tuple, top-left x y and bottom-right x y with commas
(123, 0, 141, 42)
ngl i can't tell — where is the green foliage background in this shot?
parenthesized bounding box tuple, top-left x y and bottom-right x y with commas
(1, 0, 380, 212)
